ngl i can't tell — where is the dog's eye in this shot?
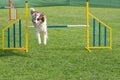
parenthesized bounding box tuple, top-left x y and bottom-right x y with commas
(37, 18, 40, 21)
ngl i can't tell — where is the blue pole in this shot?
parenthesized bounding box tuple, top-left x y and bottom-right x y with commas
(13, 24, 16, 48)
(8, 28, 10, 48)
(98, 22, 101, 46)
(19, 20, 22, 47)
(47, 26, 67, 28)
(104, 27, 107, 46)
(93, 18, 96, 46)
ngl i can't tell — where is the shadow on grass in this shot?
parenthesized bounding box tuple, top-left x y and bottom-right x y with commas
(0, 49, 31, 58)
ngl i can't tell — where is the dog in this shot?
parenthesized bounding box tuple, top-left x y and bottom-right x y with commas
(30, 8, 48, 45)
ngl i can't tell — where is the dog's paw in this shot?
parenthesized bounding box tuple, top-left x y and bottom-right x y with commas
(44, 43, 47, 45)
(44, 42, 47, 45)
(38, 42, 41, 45)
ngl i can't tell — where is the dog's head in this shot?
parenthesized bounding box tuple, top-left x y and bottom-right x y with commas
(30, 8, 45, 24)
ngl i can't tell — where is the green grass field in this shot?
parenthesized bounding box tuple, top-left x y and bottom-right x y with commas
(0, 6, 120, 80)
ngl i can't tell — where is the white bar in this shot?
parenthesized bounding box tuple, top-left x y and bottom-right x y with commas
(67, 25, 87, 27)
(28, 26, 34, 28)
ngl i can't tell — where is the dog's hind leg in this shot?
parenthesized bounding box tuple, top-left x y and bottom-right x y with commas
(36, 31, 41, 44)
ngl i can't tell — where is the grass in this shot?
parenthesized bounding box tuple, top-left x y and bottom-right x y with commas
(0, 6, 120, 80)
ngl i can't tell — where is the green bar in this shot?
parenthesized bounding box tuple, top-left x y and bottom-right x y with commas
(93, 18, 96, 46)
(19, 20, 22, 47)
(98, 22, 101, 46)
(13, 24, 16, 48)
(8, 28, 10, 48)
(104, 27, 107, 46)
(48, 26, 67, 28)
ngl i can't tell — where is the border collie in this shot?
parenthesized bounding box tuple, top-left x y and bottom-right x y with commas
(30, 8, 48, 45)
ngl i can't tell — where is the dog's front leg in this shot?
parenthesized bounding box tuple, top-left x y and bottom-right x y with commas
(44, 32, 48, 45)
(36, 31, 41, 44)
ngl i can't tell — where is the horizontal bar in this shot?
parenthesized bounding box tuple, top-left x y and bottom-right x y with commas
(67, 25, 87, 27)
(28, 26, 34, 28)
(0, 6, 9, 8)
(28, 25, 87, 28)
(88, 46, 111, 49)
(0, 6, 15, 8)
(48, 26, 67, 28)
(28, 26, 67, 28)
(3, 48, 26, 50)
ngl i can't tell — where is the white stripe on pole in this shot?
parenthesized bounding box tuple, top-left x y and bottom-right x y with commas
(67, 25, 88, 27)
(28, 26, 34, 28)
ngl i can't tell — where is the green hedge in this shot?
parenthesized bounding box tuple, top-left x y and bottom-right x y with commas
(0, 0, 120, 8)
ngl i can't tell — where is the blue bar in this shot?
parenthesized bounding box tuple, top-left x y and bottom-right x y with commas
(8, 28, 10, 48)
(93, 18, 96, 46)
(98, 22, 101, 46)
(13, 24, 16, 48)
(48, 26, 67, 28)
(19, 20, 22, 47)
(104, 27, 107, 46)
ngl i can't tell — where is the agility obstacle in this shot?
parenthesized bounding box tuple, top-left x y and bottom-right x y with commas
(1, 0, 112, 52)
(86, 0, 112, 52)
(28, 0, 112, 52)
(7, 20, 22, 48)
(0, 0, 18, 20)
(2, 1, 28, 52)
(8, 0, 18, 20)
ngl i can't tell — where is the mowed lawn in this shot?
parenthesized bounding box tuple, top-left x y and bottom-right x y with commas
(0, 6, 120, 80)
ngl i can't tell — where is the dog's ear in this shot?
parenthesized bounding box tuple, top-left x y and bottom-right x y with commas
(39, 14, 45, 22)
(41, 16, 45, 22)
(30, 8, 35, 15)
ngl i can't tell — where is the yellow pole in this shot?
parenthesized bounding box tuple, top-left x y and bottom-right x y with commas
(2, 30, 5, 50)
(25, 1, 28, 52)
(110, 29, 112, 49)
(86, 0, 90, 52)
